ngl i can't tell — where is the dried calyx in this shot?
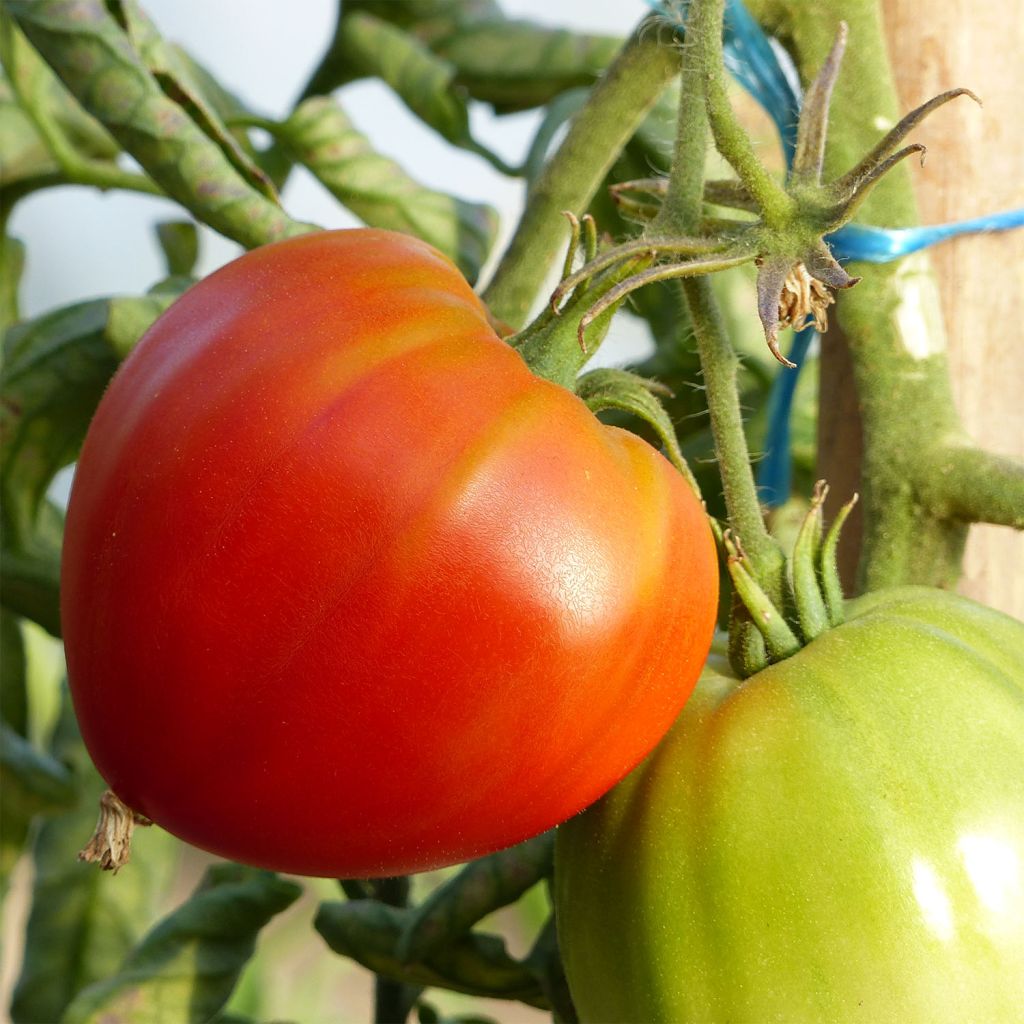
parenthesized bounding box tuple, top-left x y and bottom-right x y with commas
(78, 789, 152, 872)
(558, 20, 979, 366)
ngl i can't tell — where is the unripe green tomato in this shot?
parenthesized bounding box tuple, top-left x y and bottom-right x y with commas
(555, 586, 1024, 1023)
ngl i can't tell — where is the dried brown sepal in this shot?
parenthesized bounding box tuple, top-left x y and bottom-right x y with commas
(779, 263, 835, 335)
(78, 790, 152, 873)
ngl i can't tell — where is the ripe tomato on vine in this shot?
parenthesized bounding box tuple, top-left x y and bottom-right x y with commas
(61, 228, 719, 877)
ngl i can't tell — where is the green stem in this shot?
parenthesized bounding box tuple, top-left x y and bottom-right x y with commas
(481, 18, 679, 328)
(649, 4, 786, 675)
(371, 877, 418, 1024)
(690, 0, 793, 226)
(654, 14, 782, 583)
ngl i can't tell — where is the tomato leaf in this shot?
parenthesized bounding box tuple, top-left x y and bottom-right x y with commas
(6, 0, 310, 248)
(338, 12, 472, 147)
(0, 718, 76, 818)
(434, 21, 621, 113)
(155, 221, 200, 278)
(0, 285, 188, 634)
(108, 0, 278, 202)
(0, 69, 59, 189)
(397, 832, 554, 963)
(344, 0, 502, 40)
(1, 235, 26, 336)
(0, 610, 27, 734)
(0, 287, 186, 530)
(524, 915, 576, 1024)
(0, 500, 63, 637)
(10, 696, 177, 1024)
(0, 19, 121, 194)
(60, 864, 302, 1024)
(316, 900, 548, 1008)
(276, 96, 497, 283)
(0, 609, 29, 887)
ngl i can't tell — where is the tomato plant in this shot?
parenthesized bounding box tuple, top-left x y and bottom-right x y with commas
(556, 586, 1024, 1022)
(3, 0, 1023, 1021)
(60, 228, 718, 877)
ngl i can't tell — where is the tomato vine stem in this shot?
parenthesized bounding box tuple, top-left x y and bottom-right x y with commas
(481, 17, 679, 329)
(654, 0, 786, 675)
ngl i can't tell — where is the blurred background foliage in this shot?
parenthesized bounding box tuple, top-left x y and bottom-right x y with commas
(0, 1, 815, 1021)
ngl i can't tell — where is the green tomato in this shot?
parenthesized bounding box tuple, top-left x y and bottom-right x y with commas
(555, 586, 1024, 1023)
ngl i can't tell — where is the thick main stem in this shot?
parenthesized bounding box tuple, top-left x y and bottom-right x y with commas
(481, 19, 679, 328)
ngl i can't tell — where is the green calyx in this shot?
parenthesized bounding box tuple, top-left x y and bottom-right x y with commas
(725, 482, 860, 677)
(511, 213, 704, 499)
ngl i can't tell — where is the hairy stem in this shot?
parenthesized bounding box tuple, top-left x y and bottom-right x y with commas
(747, 0, 1023, 590)
(655, 16, 781, 578)
(920, 447, 1024, 528)
(691, 0, 793, 225)
(481, 19, 679, 327)
(653, 5, 785, 675)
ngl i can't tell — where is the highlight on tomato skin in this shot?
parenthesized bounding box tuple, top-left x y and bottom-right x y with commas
(60, 228, 719, 878)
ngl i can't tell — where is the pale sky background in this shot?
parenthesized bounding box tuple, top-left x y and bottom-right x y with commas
(10, 0, 654, 365)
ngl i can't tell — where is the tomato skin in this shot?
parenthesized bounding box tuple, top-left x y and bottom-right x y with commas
(61, 229, 717, 878)
(555, 586, 1024, 1022)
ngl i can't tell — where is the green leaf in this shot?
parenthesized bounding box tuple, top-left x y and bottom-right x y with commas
(434, 21, 621, 113)
(2, 301, 116, 541)
(11, 696, 178, 1024)
(0, 499, 63, 637)
(110, 0, 278, 202)
(345, 0, 501, 41)
(1, 284, 187, 634)
(302, 0, 501, 99)
(316, 900, 547, 1008)
(155, 221, 200, 277)
(0, 608, 29, 886)
(339, 12, 472, 147)
(0, 71, 60, 197)
(416, 1001, 499, 1024)
(276, 96, 497, 283)
(524, 915, 576, 1024)
(0, 717, 76, 817)
(398, 832, 554, 962)
(1, 234, 26, 337)
(7, 0, 310, 248)
(0, 18, 121, 192)
(61, 864, 302, 1024)
(1, 287, 186, 529)
(0, 608, 27, 733)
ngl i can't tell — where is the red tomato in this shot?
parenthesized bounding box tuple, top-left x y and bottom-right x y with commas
(61, 229, 717, 877)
